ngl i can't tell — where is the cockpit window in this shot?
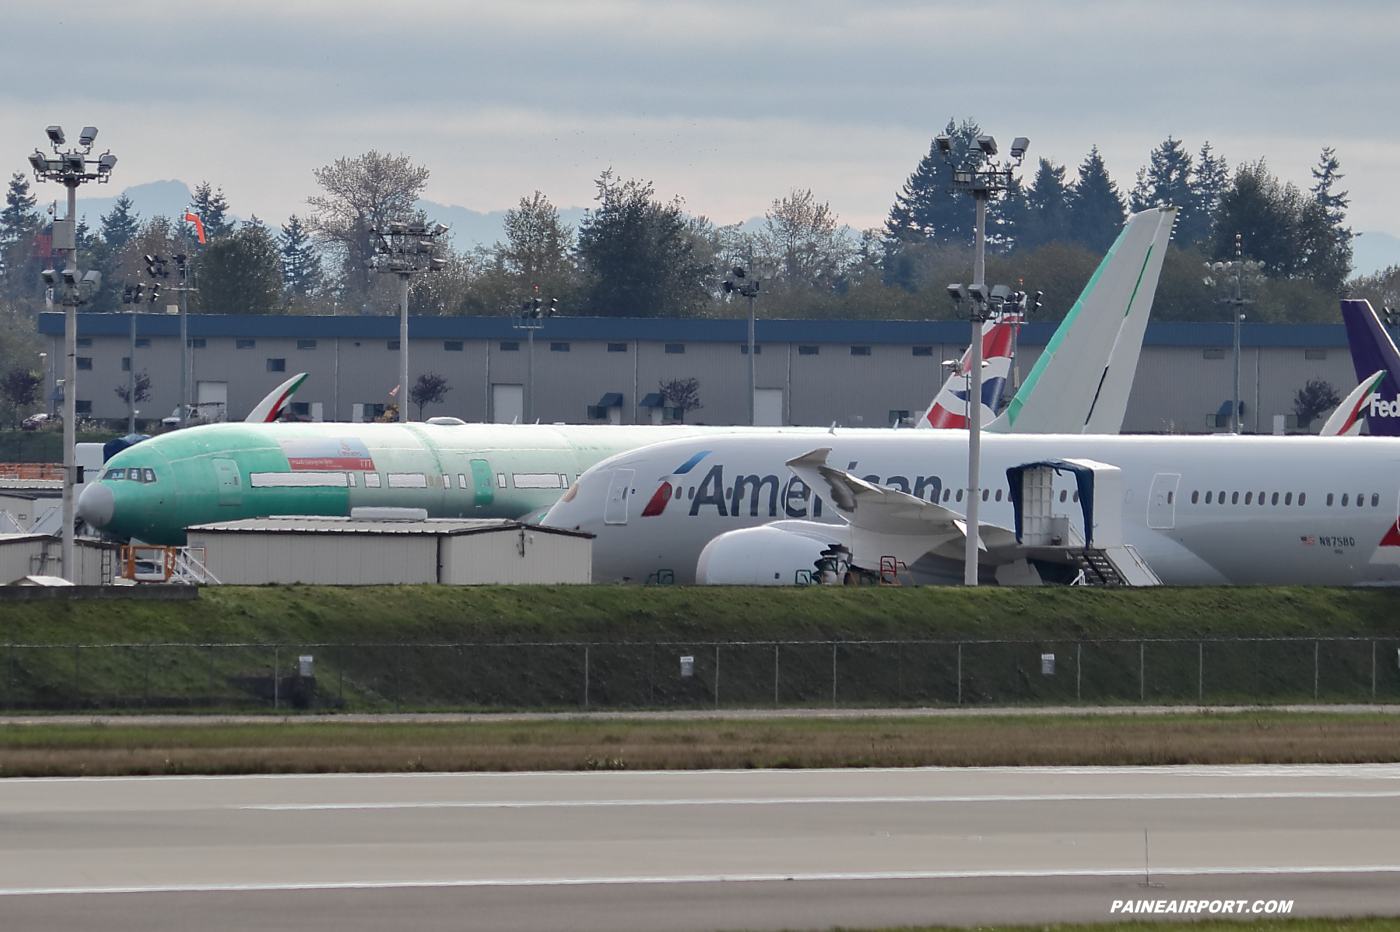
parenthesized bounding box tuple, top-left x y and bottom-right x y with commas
(127, 468, 142, 481)
(105, 467, 157, 483)
(103, 468, 124, 480)
(143, 468, 156, 483)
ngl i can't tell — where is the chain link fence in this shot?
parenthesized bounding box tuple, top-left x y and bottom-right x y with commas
(3, 638, 1400, 712)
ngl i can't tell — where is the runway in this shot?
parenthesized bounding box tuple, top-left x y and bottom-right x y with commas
(3, 765, 1398, 931)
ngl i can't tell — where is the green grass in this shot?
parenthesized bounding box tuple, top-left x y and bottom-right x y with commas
(1, 584, 1399, 646)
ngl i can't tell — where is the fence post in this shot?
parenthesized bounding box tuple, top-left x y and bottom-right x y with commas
(1139, 641, 1145, 703)
(714, 645, 720, 709)
(773, 644, 779, 707)
(583, 645, 589, 709)
(1076, 642, 1082, 702)
(831, 643, 837, 708)
(73, 644, 80, 708)
(1314, 640, 1319, 701)
(274, 646, 280, 711)
(1198, 642, 1204, 703)
(957, 643, 962, 706)
(143, 643, 150, 708)
(1372, 640, 1377, 702)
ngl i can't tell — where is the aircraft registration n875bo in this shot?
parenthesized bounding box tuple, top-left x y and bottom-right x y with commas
(541, 431, 1400, 587)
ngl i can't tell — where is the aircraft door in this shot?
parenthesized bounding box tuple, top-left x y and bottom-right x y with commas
(604, 469, 635, 525)
(1146, 472, 1180, 529)
(469, 459, 494, 506)
(213, 457, 242, 506)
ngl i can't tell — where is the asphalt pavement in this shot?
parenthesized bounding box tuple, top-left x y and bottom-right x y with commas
(2, 764, 1397, 930)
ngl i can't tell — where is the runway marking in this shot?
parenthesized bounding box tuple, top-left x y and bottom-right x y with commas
(3, 865, 1400, 897)
(240, 791, 1400, 811)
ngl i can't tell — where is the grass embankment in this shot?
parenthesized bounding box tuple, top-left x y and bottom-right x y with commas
(4, 584, 1400, 644)
(3, 711, 1399, 776)
(2, 586, 1400, 714)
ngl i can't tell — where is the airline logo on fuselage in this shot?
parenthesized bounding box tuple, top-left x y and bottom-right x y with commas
(278, 437, 375, 471)
(640, 460, 944, 520)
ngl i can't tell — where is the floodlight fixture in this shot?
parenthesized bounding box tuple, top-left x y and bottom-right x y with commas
(389, 221, 406, 234)
(63, 152, 85, 174)
(28, 151, 46, 173)
(78, 126, 98, 147)
(41, 269, 57, 286)
(61, 268, 77, 285)
(1010, 137, 1029, 159)
(947, 283, 968, 303)
(429, 256, 447, 271)
(46, 125, 65, 146)
(990, 284, 1012, 303)
(967, 283, 989, 304)
(97, 153, 117, 174)
(975, 135, 997, 156)
(432, 223, 449, 235)
(935, 135, 952, 155)
(82, 270, 101, 286)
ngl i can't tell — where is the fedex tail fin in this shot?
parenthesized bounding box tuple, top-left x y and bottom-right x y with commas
(1341, 299, 1400, 436)
(990, 206, 1177, 434)
(917, 315, 1020, 429)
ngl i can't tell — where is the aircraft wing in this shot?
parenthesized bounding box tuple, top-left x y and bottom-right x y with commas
(784, 447, 1021, 567)
(1320, 370, 1385, 436)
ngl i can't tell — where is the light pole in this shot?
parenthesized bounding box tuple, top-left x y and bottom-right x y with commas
(29, 125, 116, 581)
(1204, 234, 1259, 434)
(368, 221, 448, 422)
(723, 267, 761, 425)
(120, 281, 161, 434)
(937, 131, 1027, 586)
(514, 294, 557, 423)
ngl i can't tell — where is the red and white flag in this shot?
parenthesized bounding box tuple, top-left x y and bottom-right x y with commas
(184, 212, 206, 244)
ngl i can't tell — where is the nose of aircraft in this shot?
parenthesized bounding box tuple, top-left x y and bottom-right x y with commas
(77, 482, 114, 528)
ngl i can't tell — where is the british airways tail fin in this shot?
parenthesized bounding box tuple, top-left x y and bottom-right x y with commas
(916, 315, 1019, 429)
(989, 206, 1176, 434)
(1341, 299, 1400, 436)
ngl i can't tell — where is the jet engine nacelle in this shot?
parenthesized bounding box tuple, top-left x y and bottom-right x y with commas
(696, 521, 850, 586)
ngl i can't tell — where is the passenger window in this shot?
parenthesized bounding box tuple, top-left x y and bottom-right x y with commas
(1072, 491, 1079, 503)
(994, 489, 1002, 502)
(1245, 492, 1253, 504)
(143, 468, 156, 483)
(1231, 491, 1238, 504)
(1357, 493, 1364, 507)
(1285, 492, 1293, 505)
(1167, 491, 1173, 504)
(982, 489, 989, 501)
(1299, 492, 1306, 506)
(1218, 490, 1225, 504)
(943, 488, 951, 502)
(1205, 491, 1212, 504)
(1326, 493, 1334, 506)
(1373, 493, 1380, 507)
(1271, 492, 1279, 505)
(443, 474, 452, 489)
(1191, 490, 1199, 504)
(365, 473, 381, 488)
(955, 489, 963, 502)
(688, 487, 695, 500)
(458, 474, 467, 490)
(1342, 493, 1349, 506)
(1059, 490, 1067, 503)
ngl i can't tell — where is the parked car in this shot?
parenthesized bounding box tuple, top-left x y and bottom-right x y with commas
(161, 403, 226, 429)
(21, 413, 48, 431)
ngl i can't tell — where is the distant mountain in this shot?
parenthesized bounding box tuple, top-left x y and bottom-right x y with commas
(1353, 231, 1400, 278)
(415, 201, 591, 250)
(73, 180, 198, 228)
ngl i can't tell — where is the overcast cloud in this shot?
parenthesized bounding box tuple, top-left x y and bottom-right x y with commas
(4, 0, 1398, 242)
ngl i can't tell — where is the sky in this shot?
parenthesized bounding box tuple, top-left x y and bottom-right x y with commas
(5, 0, 1400, 249)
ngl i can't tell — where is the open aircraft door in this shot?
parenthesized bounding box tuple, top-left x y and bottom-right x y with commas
(604, 469, 635, 525)
(1147, 473, 1180, 529)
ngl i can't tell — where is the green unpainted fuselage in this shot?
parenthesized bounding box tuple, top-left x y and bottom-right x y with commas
(94, 421, 774, 544)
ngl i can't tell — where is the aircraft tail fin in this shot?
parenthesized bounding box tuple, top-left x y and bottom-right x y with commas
(1320, 369, 1386, 436)
(1341, 299, 1400, 436)
(245, 372, 309, 423)
(917, 315, 1019, 429)
(990, 207, 1176, 434)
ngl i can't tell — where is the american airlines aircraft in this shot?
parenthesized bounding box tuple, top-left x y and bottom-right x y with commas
(541, 430, 1400, 587)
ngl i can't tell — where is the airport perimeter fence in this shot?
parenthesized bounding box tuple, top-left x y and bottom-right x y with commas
(4, 637, 1400, 713)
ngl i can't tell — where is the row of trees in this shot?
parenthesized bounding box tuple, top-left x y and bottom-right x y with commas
(0, 124, 1367, 337)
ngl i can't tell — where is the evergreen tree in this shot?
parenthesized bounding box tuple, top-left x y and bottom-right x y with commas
(279, 214, 322, 296)
(1067, 146, 1126, 254)
(1180, 141, 1227, 247)
(886, 118, 981, 247)
(1304, 146, 1353, 291)
(189, 182, 233, 240)
(99, 194, 140, 252)
(1211, 159, 1304, 277)
(1130, 136, 1194, 213)
(0, 173, 40, 245)
(1014, 158, 1073, 252)
(199, 222, 284, 314)
(575, 171, 712, 318)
